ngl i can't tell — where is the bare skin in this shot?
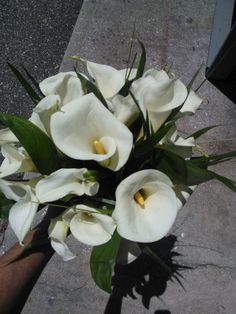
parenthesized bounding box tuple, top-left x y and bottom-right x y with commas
(0, 207, 62, 314)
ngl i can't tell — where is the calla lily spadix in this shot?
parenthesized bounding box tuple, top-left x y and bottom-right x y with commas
(112, 169, 178, 243)
(0, 144, 36, 178)
(35, 168, 99, 203)
(131, 69, 188, 131)
(62, 205, 116, 246)
(39, 71, 84, 105)
(50, 93, 133, 171)
(0, 179, 39, 244)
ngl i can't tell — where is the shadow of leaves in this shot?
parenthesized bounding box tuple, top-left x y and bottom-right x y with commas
(105, 235, 190, 314)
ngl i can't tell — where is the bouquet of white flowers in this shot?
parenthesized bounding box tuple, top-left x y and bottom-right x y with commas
(0, 41, 235, 293)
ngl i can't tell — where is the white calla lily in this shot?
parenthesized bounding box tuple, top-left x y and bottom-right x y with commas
(86, 62, 123, 99)
(29, 95, 61, 135)
(48, 216, 76, 261)
(0, 179, 39, 244)
(0, 128, 18, 144)
(50, 93, 133, 171)
(131, 69, 188, 131)
(181, 89, 203, 113)
(112, 169, 178, 243)
(0, 144, 36, 178)
(108, 94, 139, 126)
(63, 205, 116, 246)
(36, 168, 99, 203)
(39, 72, 84, 105)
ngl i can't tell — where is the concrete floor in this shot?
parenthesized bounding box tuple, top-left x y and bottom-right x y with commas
(2, 0, 236, 313)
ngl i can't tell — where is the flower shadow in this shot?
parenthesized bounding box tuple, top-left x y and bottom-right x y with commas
(104, 235, 188, 314)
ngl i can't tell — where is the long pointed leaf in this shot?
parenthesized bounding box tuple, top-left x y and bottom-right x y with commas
(7, 62, 41, 104)
(135, 40, 146, 79)
(187, 125, 219, 139)
(0, 113, 60, 175)
(90, 231, 121, 293)
(74, 68, 108, 109)
(22, 65, 45, 97)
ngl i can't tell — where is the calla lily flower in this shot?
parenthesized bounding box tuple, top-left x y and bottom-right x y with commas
(181, 89, 203, 113)
(29, 95, 61, 135)
(0, 144, 36, 178)
(86, 60, 137, 99)
(108, 94, 139, 126)
(36, 168, 99, 203)
(0, 128, 18, 144)
(62, 205, 116, 246)
(50, 93, 133, 171)
(39, 71, 84, 105)
(131, 69, 188, 131)
(112, 169, 178, 243)
(48, 216, 76, 261)
(0, 179, 39, 244)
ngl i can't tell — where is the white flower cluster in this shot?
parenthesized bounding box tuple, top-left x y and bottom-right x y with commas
(0, 60, 201, 262)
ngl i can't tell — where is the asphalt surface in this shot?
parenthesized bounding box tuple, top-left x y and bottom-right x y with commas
(0, 0, 83, 117)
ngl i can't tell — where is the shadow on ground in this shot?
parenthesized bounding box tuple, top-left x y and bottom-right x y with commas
(105, 235, 188, 314)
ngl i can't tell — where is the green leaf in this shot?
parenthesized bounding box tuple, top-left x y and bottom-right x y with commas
(74, 68, 108, 109)
(90, 231, 121, 293)
(191, 150, 236, 168)
(187, 125, 219, 139)
(0, 192, 15, 219)
(211, 172, 236, 192)
(135, 40, 146, 79)
(7, 62, 41, 104)
(157, 143, 192, 159)
(158, 150, 188, 184)
(186, 63, 203, 92)
(0, 113, 60, 175)
(134, 121, 175, 157)
(22, 65, 45, 97)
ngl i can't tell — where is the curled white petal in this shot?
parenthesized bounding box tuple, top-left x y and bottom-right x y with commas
(66, 205, 116, 246)
(39, 72, 84, 105)
(86, 62, 125, 99)
(181, 89, 203, 113)
(50, 93, 133, 171)
(112, 170, 178, 243)
(109, 94, 139, 126)
(48, 216, 76, 261)
(36, 168, 99, 203)
(0, 144, 36, 178)
(29, 95, 61, 135)
(0, 128, 18, 144)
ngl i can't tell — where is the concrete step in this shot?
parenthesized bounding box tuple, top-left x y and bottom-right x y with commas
(4, 0, 236, 313)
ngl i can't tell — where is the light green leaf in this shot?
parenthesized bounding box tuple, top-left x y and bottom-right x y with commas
(0, 113, 60, 175)
(90, 231, 121, 293)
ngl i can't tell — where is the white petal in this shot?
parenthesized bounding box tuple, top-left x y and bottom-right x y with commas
(48, 217, 76, 261)
(87, 62, 125, 98)
(50, 93, 133, 171)
(9, 200, 38, 244)
(109, 94, 139, 126)
(181, 89, 203, 113)
(119, 68, 137, 81)
(116, 239, 141, 265)
(0, 179, 28, 202)
(29, 95, 61, 135)
(112, 170, 178, 242)
(36, 168, 98, 203)
(0, 128, 18, 144)
(70, 205, 116, 246)
(0, 144, 36, 178)
(39, 72, 84, 105)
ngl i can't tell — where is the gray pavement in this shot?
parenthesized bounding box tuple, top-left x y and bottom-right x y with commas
(0, 0, 83, 117)
(2, 0, 236, 313)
